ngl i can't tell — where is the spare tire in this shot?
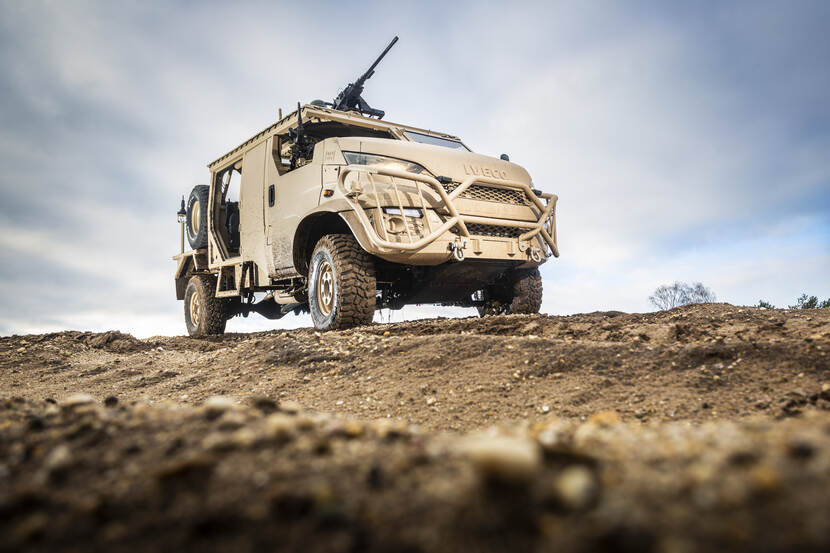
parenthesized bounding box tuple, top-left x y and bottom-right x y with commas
(186, 185, 209, 249)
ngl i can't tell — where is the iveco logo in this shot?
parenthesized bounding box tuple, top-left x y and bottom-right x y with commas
(464, 164, 508, 180)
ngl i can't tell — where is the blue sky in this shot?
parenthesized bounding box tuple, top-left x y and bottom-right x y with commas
(0, 0, 827, 337)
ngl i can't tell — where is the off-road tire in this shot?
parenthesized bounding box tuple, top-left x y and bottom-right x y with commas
(478, 267, 543, 316)
(184, 275, 227, 337)
(308, 234, 376, 331)
(509, 268, 543, 314)
(186, 185, 209, 250)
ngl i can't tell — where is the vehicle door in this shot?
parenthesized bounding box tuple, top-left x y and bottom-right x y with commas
(264, 137, 323, 277)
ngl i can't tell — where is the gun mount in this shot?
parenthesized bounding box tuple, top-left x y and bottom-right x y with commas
(331, 36, 398, 118)
(287, 102, 313, 169)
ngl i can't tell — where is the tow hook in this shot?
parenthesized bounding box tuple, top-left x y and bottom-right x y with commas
(449, 239, 467, 261)
(529, 247, 543, 263)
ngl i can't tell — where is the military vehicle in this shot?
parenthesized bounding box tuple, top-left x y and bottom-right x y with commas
(173, 37, 558, 335)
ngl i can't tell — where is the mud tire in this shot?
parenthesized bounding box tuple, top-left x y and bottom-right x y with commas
(186, 185, 209, 250)
(478, 267, 543, 316)
(308, 234, 376, 331)
(184, 274, 227, 337)
(509, 268, 543, 314)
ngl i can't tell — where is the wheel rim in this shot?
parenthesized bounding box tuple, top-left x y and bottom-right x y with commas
(316, 261, 334, 316)
(189, 290, 202, 326)
(190, 200, 200, 233)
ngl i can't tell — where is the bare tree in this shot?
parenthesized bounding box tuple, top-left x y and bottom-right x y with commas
(688, 282, 717, 304)
(649, 281, 717, 311)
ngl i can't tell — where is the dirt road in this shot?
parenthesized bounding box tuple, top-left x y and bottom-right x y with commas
(2, 304, 829, 552)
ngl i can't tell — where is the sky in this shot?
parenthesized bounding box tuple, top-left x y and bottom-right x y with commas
(0, 0, 827, 337)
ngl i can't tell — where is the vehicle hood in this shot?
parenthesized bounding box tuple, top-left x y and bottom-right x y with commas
(335, 137, 532, 185)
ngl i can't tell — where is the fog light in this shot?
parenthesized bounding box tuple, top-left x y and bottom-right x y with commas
(386, 215, 406, 234)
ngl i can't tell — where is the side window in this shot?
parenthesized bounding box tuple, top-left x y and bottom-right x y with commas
(273, 135, 315, 174)
(272, 139, 292, 175)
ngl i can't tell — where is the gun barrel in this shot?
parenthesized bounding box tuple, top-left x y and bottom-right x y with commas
(359, 36, 399, 82)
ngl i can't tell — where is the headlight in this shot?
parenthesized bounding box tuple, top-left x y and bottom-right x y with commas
(383, 207, 423, 218)
(342, 152, 430, 175)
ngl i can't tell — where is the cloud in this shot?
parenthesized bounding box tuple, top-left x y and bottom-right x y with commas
(0, 0, 828, 337)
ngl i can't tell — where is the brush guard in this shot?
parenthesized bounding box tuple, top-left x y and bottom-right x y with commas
(337, 166, 559, 259)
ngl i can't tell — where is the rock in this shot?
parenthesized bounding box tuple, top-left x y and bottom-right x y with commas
(230, 427, 258, 448)
(553, 465, 598, 511)
(344, 421, 364, 438)
(787, 439, 815, 460)
(383, 331, 391, 337)
(202, 432, 235, 451)
(63, 393, 95, 408)
(279, 400, 302, 414)
(217, 410, 247, 430)
(203, 396, 237, 419)
(426, 397, 437, 406)
(460, 434, 541, 484)
(44, 445, 72, 473)
(588, 410, 621, 426)
(750, 465, 780, 494)
(265, 413, 297, 441)
(370, 418, 407, 439)
(250, 395, 278, 413)
(104, 396, 119, 407)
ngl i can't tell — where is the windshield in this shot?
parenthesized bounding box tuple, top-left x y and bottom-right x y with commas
(404, 131, 469, 151)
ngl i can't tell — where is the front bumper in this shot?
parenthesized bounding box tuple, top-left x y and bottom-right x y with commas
(337, 165, 559, 264)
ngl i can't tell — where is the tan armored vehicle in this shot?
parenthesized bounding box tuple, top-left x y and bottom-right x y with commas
(173, 37, 558, 335)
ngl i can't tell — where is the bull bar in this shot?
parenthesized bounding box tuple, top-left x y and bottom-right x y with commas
(336, 165, 559, 259)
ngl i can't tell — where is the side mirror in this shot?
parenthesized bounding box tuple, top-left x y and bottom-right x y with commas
(500, 153, 510, 161)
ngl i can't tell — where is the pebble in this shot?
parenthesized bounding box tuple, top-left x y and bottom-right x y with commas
(230, 427, 258, 448)
(217, 410, 247, 430)
(588, 410, 621, 426)
(279, 400, 302, 414)
(460, 434, 541, 484)
(203, 396, 237, 418)
(104, 396, 119, 407)
(63, 393, 95, 408)
(44, 444, 72, 472)
(265, 413, 297, 440)
(250, 396, 277, 413)
(553, 465, 598, 511)
(426, 397, 436, 406)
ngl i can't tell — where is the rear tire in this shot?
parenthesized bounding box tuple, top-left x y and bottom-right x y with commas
(477, 267, 543, 316)
(308, 234, 376, 330)
(184, 274, 228, 337)
(186, 185, 209, 249)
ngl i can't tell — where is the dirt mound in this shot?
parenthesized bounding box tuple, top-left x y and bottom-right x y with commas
(2, 396, 829, 553)
(1, 303, 829, 551)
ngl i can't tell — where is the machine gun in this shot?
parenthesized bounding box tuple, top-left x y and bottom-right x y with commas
(331, 36, 398, 118)
(287, 102, 314, 169)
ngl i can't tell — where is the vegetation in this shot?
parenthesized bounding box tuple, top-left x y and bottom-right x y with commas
(755, 294, 830, 309)
(788, 294, 830, 309)
(649, 282, 716, 311)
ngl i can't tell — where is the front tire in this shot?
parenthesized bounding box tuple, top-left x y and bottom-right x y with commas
(308, 234, 376, 331)
(509, 268, 543, 314)
(184, 275, 228, 336)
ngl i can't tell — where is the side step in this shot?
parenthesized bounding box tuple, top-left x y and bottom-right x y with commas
(215, 263, 254, 298)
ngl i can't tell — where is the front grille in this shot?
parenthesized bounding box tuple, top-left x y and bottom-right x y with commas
(443, 183, 529, 206)
(464, 223, 525, 238)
